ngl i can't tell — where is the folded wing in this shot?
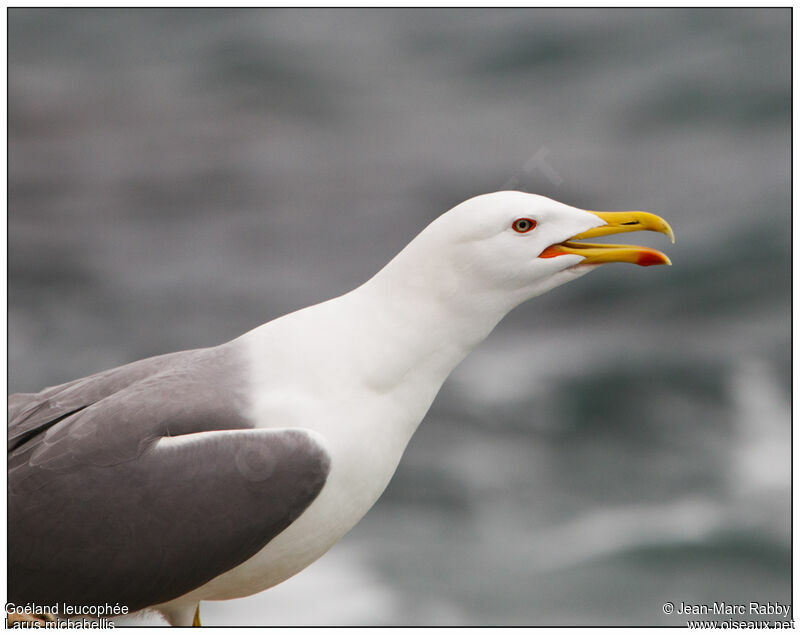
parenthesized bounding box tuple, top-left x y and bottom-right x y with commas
(8, 344, 331, 611)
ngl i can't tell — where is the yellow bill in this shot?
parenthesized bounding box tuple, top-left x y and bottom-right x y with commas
(540, 210, 674, 266)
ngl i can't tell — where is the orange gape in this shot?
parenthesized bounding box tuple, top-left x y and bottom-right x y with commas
(538, 245, 563, 259)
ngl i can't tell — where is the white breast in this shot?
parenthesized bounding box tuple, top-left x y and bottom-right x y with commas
(159, 263, 492, 617)
(166, 309, 429, 606)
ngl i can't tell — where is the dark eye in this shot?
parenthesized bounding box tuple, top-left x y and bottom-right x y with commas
(512, 218, 536, 233)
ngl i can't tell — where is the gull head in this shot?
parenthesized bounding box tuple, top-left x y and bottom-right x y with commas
(408, 190, 674, 305)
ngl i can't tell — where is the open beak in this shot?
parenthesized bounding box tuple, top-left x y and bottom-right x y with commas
(539, 210, 674, 266)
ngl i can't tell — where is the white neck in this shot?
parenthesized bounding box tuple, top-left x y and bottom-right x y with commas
(245, 224, 554, 445)
(336, 229, 521, 418)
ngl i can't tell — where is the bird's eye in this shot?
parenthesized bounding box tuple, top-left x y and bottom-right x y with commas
(512, 218, 536, 233)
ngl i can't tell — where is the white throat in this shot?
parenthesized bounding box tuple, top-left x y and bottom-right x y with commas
(219, 241, 522, 605)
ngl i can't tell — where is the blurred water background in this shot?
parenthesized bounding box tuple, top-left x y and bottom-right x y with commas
(8, 8, 790, 626)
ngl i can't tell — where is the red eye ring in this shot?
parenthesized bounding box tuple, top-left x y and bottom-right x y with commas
(512, 218, 537, 233)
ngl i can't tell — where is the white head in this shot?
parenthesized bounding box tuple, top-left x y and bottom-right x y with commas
(377, 191, 673, 313)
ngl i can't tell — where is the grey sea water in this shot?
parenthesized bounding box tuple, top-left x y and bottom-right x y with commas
(8, 8, 791, 626)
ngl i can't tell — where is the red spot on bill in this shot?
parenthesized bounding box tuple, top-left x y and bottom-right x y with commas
(636, 249, 669, 266)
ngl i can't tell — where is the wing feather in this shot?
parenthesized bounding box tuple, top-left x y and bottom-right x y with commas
(8, 343, 332, 611)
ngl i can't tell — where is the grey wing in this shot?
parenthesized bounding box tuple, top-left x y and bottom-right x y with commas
(8, 345, 332, 611)
(8, 348, 204, 452)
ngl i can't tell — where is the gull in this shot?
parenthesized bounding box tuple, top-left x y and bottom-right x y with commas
(8, 191, 673, 626)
